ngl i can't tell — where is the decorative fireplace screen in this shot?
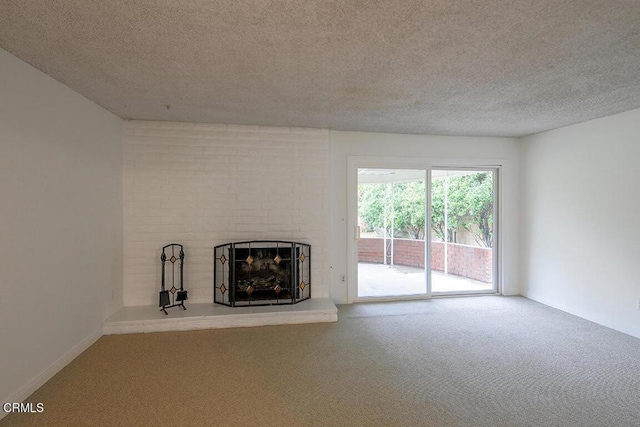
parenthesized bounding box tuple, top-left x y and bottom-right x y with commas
(214, 241, 311, 307)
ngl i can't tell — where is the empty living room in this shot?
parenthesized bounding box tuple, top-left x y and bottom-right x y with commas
(1, 1, 639, 426)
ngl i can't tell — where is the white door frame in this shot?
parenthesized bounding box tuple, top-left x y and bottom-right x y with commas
(347, 156, 503, 303)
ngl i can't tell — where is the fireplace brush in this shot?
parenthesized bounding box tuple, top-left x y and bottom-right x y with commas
(176, 248, 188, 302)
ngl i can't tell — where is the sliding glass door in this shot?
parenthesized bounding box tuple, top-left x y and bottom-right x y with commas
(353, 165, 498, 300)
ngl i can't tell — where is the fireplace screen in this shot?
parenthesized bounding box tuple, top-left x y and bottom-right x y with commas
(214, 241, 311, 306)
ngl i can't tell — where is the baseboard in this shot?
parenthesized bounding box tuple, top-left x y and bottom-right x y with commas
(523, 293, 640, 340)
(1, 327, 103, 421)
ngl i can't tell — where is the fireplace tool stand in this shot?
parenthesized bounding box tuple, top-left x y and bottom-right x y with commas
(160, 243, 188, 315)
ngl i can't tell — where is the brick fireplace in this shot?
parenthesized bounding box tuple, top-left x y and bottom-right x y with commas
(122, 121, 327, 306)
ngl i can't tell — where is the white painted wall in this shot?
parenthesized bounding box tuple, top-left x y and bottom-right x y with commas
(520, 108, 640, 339)
(329, 131, 520, 303)
(0, 48, 123, 408)
(122, 121, 329, 306)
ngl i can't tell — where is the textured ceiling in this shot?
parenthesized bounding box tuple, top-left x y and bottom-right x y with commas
(1, 1, 639, 137)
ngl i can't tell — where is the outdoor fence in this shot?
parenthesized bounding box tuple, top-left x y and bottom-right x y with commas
(358, 238, 492, 283)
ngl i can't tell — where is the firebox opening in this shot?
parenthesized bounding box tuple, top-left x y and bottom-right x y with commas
(233, 247, 298, 302)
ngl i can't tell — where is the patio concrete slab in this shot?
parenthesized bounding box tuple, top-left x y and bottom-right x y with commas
(358, 262, 492, 297)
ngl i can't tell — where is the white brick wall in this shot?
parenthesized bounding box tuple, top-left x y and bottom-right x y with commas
(123, 121, 329, 306)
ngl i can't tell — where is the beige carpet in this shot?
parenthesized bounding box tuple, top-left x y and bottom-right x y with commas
(2, 297, 640, 426)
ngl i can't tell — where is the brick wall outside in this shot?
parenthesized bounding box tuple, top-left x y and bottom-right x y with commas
(357, 238, 385, 264)
(358, 238, 492, 283)
(123, 121, 329, 306)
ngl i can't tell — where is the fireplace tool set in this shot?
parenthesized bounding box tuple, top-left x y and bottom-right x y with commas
(159, 243, 188, 314)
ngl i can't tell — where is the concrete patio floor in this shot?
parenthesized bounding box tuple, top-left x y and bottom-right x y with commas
(358, 262, 493, 297)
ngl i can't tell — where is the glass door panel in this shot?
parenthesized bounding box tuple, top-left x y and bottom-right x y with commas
(430, 169, 495, 293)
(357, 168, 427, 298)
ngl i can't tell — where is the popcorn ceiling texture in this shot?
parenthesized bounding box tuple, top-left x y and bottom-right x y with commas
(122, 121, 329, 306)
(1, 1, 639, 137)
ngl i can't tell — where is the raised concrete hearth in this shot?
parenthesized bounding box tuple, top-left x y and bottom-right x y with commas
(103, 298, 338, 335)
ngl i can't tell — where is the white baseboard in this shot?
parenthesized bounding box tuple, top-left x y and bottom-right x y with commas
(1, 327, 103, 421)
(523, 293, 640, 340)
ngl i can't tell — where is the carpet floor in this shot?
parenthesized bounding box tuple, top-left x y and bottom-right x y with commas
(2, 296, 639, 426)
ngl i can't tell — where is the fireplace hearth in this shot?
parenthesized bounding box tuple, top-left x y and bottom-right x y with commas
(214, 241, 311, 306)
